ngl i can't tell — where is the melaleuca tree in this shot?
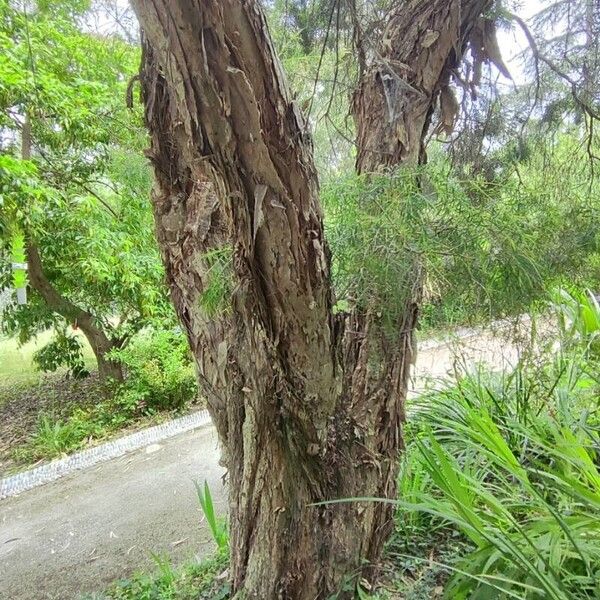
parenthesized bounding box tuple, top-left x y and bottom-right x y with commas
(0, 0, 171, 381)
(130, 0, 501, 596)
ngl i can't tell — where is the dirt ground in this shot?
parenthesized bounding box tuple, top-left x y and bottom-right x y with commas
(0, 373, 106, 474)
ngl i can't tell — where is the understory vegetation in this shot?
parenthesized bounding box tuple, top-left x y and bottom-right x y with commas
(95, 292, 600, 600)
(85, 550, 230, 600)
(0, 327, 198, 472)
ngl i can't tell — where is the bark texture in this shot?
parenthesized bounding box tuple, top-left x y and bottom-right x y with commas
(353, 0, 493, 172)
(131, 1, 492, 597)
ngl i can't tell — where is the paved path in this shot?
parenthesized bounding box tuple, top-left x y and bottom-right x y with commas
(0, 320, 533, 600)
(0, 426, 225, 600)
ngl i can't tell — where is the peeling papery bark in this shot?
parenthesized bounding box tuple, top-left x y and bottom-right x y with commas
(131, 1, 493, 597)
(353, 0, 493, 171)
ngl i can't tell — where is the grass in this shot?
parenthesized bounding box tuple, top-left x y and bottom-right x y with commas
(0, 371, 107, 473)
(0, 329, 95, 386)
(194, 480, 229, 551)
(3, 383, 196, 472)
(85, 548, 230, 600)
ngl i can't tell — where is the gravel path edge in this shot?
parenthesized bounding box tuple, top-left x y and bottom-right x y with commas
(0, 409, 212, 500)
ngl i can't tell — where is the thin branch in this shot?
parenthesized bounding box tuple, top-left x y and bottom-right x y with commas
(306, 0, 338, 121)
(77, 182, 120, 219)
(510, 12, 600, 122)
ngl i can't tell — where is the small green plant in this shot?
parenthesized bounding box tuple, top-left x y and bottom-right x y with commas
(28, 414, 88, 458)
(96, 547, 229, 600)
(553, 287, 600, 352)
(194, 480, 228, 550)
(149, 553, 178, 588)
(397, 358, 600, 600)
(198, 247, 233, 318)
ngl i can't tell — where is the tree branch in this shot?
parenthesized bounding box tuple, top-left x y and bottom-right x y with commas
(25, 242, 114, 354)
(510, 12, 600, 122)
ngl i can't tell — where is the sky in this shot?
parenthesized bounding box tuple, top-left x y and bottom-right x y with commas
(497, 0, 547, 85)
(93, 0, 545, 79)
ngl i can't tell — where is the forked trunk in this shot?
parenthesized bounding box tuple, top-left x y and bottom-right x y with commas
(131, 0, 491, 597)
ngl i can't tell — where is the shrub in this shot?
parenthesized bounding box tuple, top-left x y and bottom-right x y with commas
(398, 354, 600, 599)
(12, 328, 198, 464)
(322, 151, 600, 332)
(33, 330, 89, 379)
(111, 329, 198, 414)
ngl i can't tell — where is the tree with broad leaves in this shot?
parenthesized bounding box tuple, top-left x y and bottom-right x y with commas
(0, 0, 171, 381)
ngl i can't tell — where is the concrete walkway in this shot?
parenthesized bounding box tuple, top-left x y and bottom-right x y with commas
(0, 320, 531, 600)
(0, 425, 225, 600)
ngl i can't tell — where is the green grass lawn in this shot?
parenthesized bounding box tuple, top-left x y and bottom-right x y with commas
(0, 327, 201, 474)
(0, 330, 96, 387)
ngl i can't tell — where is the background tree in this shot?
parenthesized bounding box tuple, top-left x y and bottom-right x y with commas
(0, 0, 171, 381)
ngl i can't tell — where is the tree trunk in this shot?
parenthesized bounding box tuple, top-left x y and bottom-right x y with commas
(26, 243, 123, 383)
(353, 0, 493, 171)
(88, 331, 124, 383)
(131, 0, 491, 597)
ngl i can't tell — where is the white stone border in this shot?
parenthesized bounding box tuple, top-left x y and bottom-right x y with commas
(0, 313, 541, 502)
(0, 409, 212, 500)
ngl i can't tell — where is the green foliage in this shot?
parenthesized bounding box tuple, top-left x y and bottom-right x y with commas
(397, 350, 600, 599)
(194, 480, 228, 550)
(553, 288, 600, 353)
(94, 548, 230, 600)
(15, 405, 103, 462)
(9, 230, 26, 289)
(13, 329, 198, 464)
(110, 329, 197, 414)
(32, 329, 89, 378)
(0, 0, 172, 368)
(28, 413, 91, 458)
(198, 247, 233, 318)
(0, 329, 92, 384)
(323, 145, 600, 332)
(323, 170, 422, 331)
